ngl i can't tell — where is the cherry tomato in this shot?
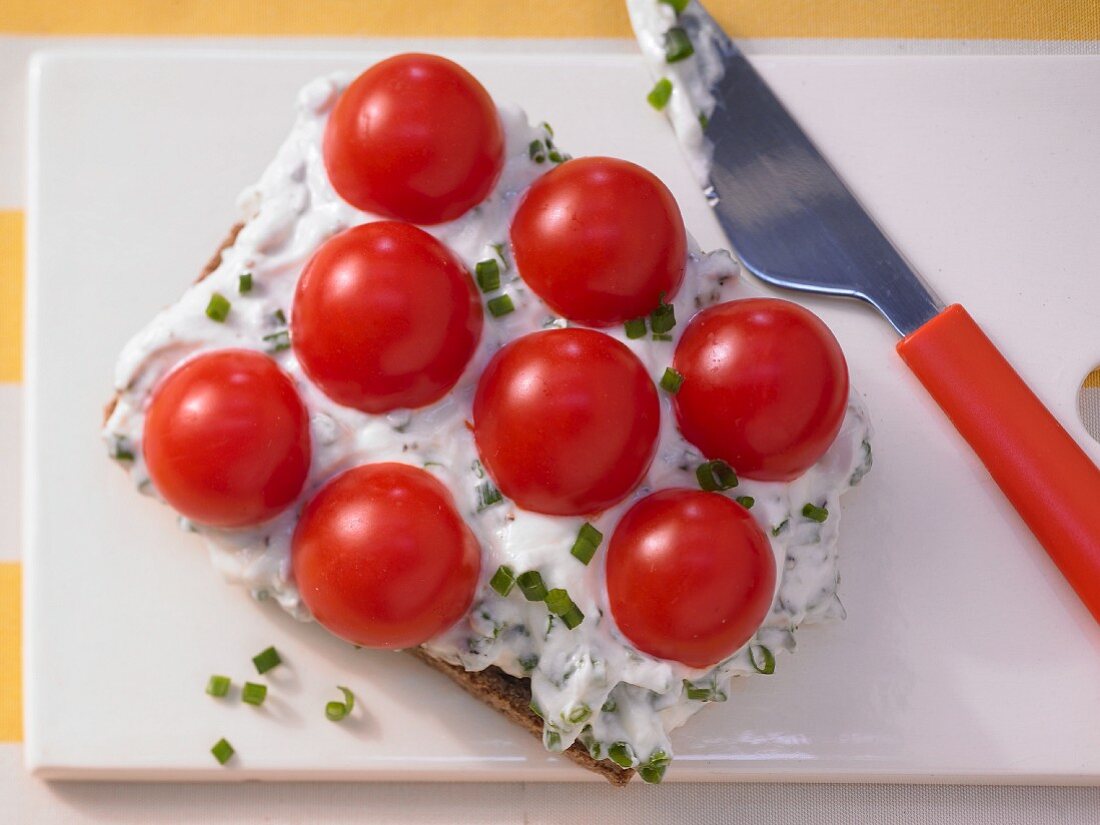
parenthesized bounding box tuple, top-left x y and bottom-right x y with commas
(291, 221, 483, 413)
(323, 53, 505, 224)
(473, 328, 660, 516)
(143, 349, 311, 528)
(291, 463, 481, 648)
(672, 298, 849, 482)
(510, 157, 687, 326)
(606, 489, 775, 669)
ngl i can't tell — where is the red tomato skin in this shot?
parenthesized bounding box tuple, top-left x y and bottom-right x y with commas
(473, 328, 660, 516)
(291, 221, 483, 414)
(606, 489, 776, 669)
(510, 156, 687, 326)
(143, 349, 311, 528)
(672, 298, 849, 482)
(323, 53, 505, 225)
(291, 463, 481, 649)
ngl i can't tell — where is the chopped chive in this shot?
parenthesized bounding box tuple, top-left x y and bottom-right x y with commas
(544, 729, 562, 751)
(206, 675, 231, 697)
(211, 738, 235, 765)
(528, 139, 547, 163)
(546, 588, 584, 630)
(251, 646, 281, 674)
(639, 749, 672, 784)
(698, 112, 710, 129)
(771, 518, 790, 537)
(570, 522, 603, 565)
(205, 293, 231, 322)
(647, 78, 673, 111)
(109, 437, 135, 462)
(735, 495, 755, 509)
(624, 317, 647, 339)
(262, 330, 291, 353)
(652, 333, 673, 342)
(325, 685, 355, 722)
(489, 565, 516, 597)
(273, 308, 287, 325)
(475, 259, 501, 293)
(517, 570, 549, 602)
(749, 644, 776, 675)
(487, 294, 515, 318)
(241, 681, 267, 705)
(566, 703, 592, 725)
(549, 150, 568, 164)
(696, 459, 738, 492)
(650, 293, 676, 335)
(664, 26, 695, 63)
(659, 0, 689, 12)
(587, 740, 604, 760)
(540, 121, 554, 137)
(519, 653, 539, 672)
(608, 741, 634, 769)
(802, 502, 829, 523)
(683, 680, 712, 701)
(601, 698, 617, 713)
(476, 480, 503, 511)
(238, 272, 253, 294)
(528, 700, 544, 719)
(659, 367, 684, 394)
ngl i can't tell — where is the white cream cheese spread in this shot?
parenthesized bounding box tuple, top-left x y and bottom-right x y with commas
(104, 70, 871, 773)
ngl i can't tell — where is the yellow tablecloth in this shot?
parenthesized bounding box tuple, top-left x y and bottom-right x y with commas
(2, 2, 1098, 822)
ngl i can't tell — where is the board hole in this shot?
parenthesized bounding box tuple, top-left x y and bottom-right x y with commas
(1078, 367, 1100, 444)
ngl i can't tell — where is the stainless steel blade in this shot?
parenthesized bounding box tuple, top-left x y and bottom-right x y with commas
(687, 4, 944, 335)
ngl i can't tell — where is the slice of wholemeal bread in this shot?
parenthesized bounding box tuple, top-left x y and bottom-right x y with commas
(106, 224, 633, 785)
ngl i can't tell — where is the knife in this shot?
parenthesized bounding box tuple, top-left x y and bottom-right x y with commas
(651, 2, 1100, 621)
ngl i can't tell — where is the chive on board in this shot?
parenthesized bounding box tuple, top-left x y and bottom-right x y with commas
(251, 646, 281, 674)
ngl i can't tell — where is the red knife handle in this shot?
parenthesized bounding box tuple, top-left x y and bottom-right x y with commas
(897, 304, 1100, 622)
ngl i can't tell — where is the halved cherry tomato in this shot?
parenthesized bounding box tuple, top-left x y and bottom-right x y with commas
(473, 328, 660, 516)
(510, 157, 686, 326)
(606, 489, 775, 669)
(291, 463, 481, 649)
(323, 53, 505, 224)
(143, 349, 311, 528)
(291, 221, 483, 413)
(672, 298, 849, 481)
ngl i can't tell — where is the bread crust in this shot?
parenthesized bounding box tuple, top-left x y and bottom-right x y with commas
(105, 224, 634, 785)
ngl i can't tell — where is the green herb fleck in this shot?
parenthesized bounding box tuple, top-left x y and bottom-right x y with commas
(489, 565, 516, 597)
(205, 293, 231, 322)
(659, 0, 689, 13)
(242, 681, 267, 705)
(211, 738, 235, 765)
(608, 741, 634, 769)
(570, 522, 603, 565)
(517, 570, 549, 602)
(251, 646, 281, 674)
(262, 330, 290, 353)
(545, 588, 584, 630)
(601, 698, 617, 713)
(802, 502, 829, 523)
(624, 317, 647, 339)
(206, 675, 230, 697)
(238, 272, 253, 293)
(665, 26, 695, 63)
(696, 459, 738, 492)
(273, 308, 287, 325)
(659, 367, 684, 394)
(683, 679, 727, 703)
(698, 111, 710, 129)
(649, 293, 676, 335)
(519, 653, 539, 672)
(639, 749, 672, 784)
(544, 730, 562, 751)
(325, 686, 355, 722)
(566, 703, 592, 725)
(476, 480, 503, 512)
(539, 121, 554, 137)
(529, 139, 547, 163)
(475, 258, 501, 293)
(647, 78, 673, 110)
(749, 644, 776, 675)
(487, 294, 515, 318)
(109, 437, 135, 462)
(771, 518, 790, 537)
(735, 495, 755, 509)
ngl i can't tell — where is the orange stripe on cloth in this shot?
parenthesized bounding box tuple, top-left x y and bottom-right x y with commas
(0, 0, 1096, 40)
(0, 563, 22, 742)
(0, 211, 24, 385)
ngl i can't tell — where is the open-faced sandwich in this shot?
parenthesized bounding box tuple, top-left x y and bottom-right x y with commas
(104, 51, 871, 784)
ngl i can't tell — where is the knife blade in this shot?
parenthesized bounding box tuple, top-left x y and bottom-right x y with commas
(647, 1, 1100, 621)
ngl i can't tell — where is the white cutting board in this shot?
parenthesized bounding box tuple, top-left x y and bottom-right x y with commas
(24, 47, 1100, 782)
